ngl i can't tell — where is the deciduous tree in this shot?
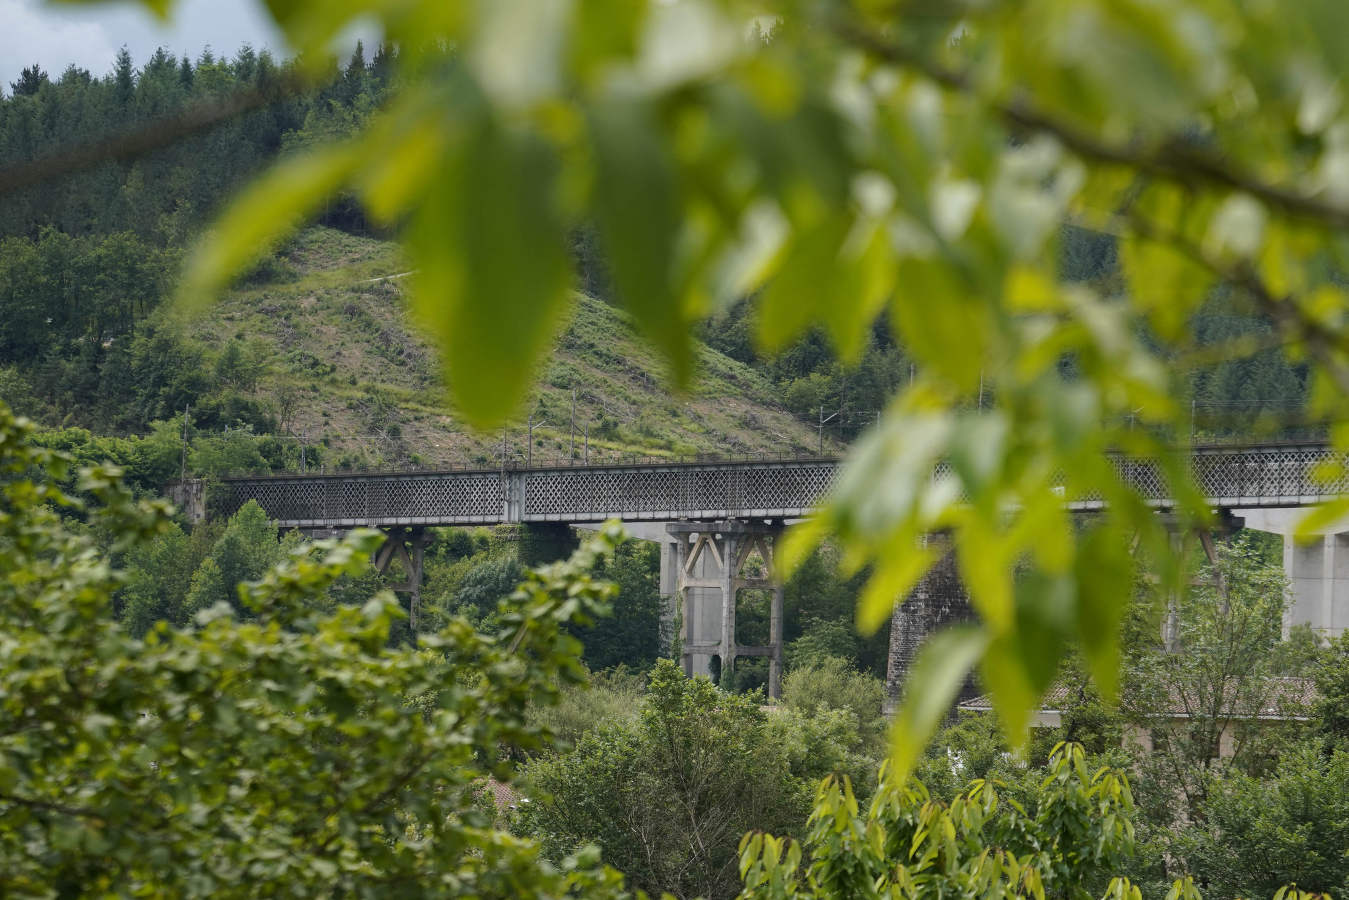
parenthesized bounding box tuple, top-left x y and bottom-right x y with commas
(0, 404, 638, 897)
(517, 660, 809, 900)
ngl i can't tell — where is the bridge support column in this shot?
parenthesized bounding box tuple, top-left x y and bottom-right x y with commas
(374, 527, 431, 632)
(1238, 508, 1349, 639)
(166, 478, 206, 524)
(1154, 514, 1241, 650)
(883, 535, 975, 716)
(667, 520, 786, 698)
(519, 523, 579, 567)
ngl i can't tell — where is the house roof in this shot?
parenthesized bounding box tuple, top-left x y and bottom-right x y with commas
(481, 778, 522, 811)
(958, 676, 1318, 721)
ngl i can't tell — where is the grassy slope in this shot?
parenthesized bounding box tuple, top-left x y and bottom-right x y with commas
(194, 226, 835, 469)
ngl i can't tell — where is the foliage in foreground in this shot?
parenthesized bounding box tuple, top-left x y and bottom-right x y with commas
(0, 404, 637, 897)
(737, 743, 1137, 900)
(737, 743, 1333, 900)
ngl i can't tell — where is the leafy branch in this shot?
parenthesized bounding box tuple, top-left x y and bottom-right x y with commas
(836, 20, 1349, 231)
(1122, 211, 1349, 397)
(0, 792, 105, 822)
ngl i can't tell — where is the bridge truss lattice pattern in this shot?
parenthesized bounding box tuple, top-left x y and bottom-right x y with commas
(215, 444, 1349, 528)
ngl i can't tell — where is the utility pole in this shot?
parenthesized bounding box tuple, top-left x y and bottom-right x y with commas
(584, 422, 590, 464)
(818, 405, 839, 455)
(528, 415, 548, 469)
(570, 389, 576, 461)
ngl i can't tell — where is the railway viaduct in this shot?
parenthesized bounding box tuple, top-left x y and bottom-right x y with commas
(180, 442, 1349, 700)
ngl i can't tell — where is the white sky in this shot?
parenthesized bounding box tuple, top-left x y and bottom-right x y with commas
(1, 0, 291, 91)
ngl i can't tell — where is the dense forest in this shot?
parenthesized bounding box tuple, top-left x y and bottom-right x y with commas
(0, 45, 393, 440)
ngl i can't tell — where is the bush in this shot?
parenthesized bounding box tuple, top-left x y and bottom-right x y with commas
(786, 618, 861, 670)
(781, 655, 886, 748)
(765, 704, 880, 799)
(526, 666, 647, 753)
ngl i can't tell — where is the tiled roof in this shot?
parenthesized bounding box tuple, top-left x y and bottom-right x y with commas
(959, 676, 1317, 720)
(482, 778, 522, 811)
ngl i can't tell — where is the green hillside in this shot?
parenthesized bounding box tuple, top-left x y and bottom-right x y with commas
(192, 226, 835, 471)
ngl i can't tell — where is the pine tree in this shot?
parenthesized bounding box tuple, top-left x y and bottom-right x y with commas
(113, 47, 135, 108)
(9, 64, 48, 97)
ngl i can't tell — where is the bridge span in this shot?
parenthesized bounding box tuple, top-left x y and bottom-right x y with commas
(214, 441, 1347, 529)
(197, 441, 1349, 700)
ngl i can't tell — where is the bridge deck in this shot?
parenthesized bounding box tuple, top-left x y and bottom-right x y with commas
(210, 443, 1349, 528)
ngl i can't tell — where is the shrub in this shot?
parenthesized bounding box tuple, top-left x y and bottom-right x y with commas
(781, 655, 886, 749)
(527, 665, 647, 753)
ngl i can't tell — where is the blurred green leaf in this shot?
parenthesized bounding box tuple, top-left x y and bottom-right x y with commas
(856, 539, 937, 635)
(1072, 526, 1133, 702)
(178, 142, 364, 310)
(409, 115, 572, 427)
(1295, 496, 1349, 541)
(757, 214, 894, 364)
(588, 97, 694, 386)
(888, 625, 988, 783)
(1121, 229, 1212, 342)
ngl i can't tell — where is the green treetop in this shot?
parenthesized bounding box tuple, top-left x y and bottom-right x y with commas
(0, 402, 641, 897)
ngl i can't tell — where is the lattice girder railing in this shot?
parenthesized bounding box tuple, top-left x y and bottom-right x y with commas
(518, 462, 840, 522)
(216, 471, 506, 526)
(211, 444, 1349, 528)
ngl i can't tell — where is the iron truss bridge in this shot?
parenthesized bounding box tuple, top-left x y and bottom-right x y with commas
(209, 442, 1349, 529)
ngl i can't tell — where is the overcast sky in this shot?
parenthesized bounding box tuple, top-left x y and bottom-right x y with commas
(1, 0, 293, 91)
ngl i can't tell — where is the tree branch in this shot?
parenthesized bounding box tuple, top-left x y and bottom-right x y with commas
(0, 791, 105, 822)
(1124, 211, 1349, 397)
(836, 22, 1349, 231)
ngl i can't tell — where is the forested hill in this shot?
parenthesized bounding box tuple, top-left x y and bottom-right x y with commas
(0, 44, 840, 476)
(1, 220, 840, 479)
(0, 44, 390, 241)
(0, 44, 1312, 485)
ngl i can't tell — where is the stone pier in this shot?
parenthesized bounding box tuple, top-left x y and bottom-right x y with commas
(883, 535, 975, 715)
